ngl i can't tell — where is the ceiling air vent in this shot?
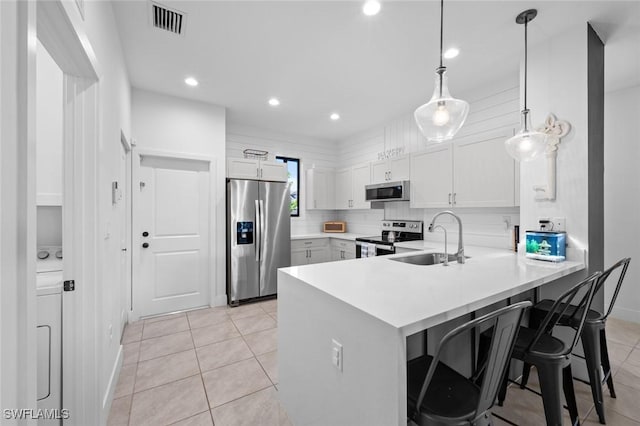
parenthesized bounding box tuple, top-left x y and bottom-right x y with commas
(150, 1, 186, 36)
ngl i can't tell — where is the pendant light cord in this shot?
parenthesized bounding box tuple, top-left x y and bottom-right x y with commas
(438, 0, 444, 98)
(524, 17, 528, 111)
(439, 0, 444, 69)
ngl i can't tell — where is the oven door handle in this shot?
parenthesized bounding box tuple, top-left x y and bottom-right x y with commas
(355, 241, 394, 252)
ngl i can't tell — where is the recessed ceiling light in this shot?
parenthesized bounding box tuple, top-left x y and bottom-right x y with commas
(443, 48, 460, 59)
(268, 98, 280, 107)
(362, 0, 381, 16)
(330, 113, 341, 121)
(184, 77, 198, 87)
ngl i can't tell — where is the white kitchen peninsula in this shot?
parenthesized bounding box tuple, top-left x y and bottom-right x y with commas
(277, 246, 585, 426)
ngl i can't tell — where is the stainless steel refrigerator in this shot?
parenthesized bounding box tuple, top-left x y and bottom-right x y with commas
(227, 179, 291, 305)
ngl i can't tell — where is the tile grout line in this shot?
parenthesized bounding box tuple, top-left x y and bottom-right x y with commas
(188, 326, 216, 425)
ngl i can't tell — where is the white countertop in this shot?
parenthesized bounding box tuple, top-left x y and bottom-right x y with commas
(290, 232, 366, 241)
(280, 245, 585, 336)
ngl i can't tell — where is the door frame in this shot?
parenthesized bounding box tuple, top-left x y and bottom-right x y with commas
(40, 1, 102, 424)
(131, 148, 218, 321)
(120, 131, 133, 330)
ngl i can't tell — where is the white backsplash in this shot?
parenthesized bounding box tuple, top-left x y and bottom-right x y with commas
(338, 203, 519, 249)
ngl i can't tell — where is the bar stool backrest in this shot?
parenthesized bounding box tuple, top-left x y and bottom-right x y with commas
(599, 258, 631, 320)
(413, 301, 531, 423)
(527, 272, 601, 358)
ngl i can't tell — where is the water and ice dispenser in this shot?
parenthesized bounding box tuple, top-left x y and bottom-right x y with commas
(236, 221, 254, 245)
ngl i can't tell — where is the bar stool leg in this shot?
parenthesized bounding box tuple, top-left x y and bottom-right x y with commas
(582, 324, 605, 423)
(562, 364, 580, 426)
(537, 363, 565, 426)
(521, 362, 533, 389)
(600, 328, 616, 398)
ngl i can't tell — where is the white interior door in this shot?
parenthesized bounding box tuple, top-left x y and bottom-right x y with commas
(134, 154, 211, 318)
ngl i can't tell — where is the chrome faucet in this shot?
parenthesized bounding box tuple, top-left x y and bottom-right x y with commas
(432, 225, 449, 266)
(428, 210, 465, 264)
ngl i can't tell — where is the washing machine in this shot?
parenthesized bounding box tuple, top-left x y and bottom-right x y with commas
(36, 246, 62, 425)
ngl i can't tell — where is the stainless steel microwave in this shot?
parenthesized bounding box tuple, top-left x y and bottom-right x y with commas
(365, 181, 410, 202)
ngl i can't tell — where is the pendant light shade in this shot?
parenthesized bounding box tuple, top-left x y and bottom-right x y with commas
(505, 9, 547, 162)
(414, 0, 469, 143)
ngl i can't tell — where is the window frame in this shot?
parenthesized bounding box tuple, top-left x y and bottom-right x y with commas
(275, 156, 300, 217)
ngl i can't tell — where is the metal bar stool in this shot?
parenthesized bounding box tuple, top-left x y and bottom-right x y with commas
(520, 258, 631, 424)
(407, 301, 531, 426)
(478, 272, 601, 426)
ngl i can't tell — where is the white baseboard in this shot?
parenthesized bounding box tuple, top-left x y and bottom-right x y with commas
(611, 306, 640, 324)
(101, 345, 123, 424)
(213, 294, 228, 307)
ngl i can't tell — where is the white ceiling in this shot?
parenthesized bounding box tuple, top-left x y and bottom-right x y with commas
(113, 1, 640, 141)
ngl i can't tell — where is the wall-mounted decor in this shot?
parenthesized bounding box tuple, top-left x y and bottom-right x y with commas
(533, 114, 571, 201)
(377, 147, 405, 161)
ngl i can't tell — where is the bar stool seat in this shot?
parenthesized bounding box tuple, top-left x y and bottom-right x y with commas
(521, 258, 632, 424)
(478, 272, 601, 426)
(407, 301, 531, 426)
(408, 356, 479, 422)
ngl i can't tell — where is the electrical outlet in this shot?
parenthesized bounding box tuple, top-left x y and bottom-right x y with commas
(331, 339, 343, 372)
(552, 217, 566, 231)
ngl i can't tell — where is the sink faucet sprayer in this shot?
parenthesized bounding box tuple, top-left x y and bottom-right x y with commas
(431, 225, 449, 266)
(428, 211, 465, 264)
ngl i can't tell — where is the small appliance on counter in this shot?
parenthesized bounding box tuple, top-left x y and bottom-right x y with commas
(355, 220, 423, 258)
(323, 221, 347, 233)
(525, 231, 566, 262)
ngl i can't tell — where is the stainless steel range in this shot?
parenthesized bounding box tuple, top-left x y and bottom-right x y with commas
(355, 220, 423, 258)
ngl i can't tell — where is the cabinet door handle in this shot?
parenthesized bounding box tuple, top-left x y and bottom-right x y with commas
(448, 193, 452, 205)
(388, 171, 391, 181)
(453, 193, 457, 205)
(257, 168, 260, 178)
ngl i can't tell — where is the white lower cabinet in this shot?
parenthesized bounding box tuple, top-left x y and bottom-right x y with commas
(330, 238, 356, 261)
(291, 238, 330, 266)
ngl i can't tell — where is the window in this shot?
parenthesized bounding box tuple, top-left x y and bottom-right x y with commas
(275, 156, 299, 217)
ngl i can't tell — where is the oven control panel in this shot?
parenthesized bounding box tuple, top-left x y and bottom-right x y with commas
(381, 220, 423, 234)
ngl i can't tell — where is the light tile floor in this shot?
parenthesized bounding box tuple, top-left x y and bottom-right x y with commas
(110, 301, 640, 426)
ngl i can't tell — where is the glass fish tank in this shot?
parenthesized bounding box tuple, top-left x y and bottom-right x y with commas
(525, 231, 566, 262)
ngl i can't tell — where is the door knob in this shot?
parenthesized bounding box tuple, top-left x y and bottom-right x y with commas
(142, 242, 149, 248)
(142, 231, 149, 237)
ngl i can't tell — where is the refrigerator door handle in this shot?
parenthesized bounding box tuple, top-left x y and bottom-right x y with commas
(259, 199, 265, 262)
(255, 199, 261, 261)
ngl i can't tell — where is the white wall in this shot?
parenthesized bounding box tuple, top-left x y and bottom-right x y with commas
(336, 78, 521, 249)
(132, 88, 226, 305)
(227, 123, 340, 235)
(604, 85, 640, 322)
(75, 1, 133, 422)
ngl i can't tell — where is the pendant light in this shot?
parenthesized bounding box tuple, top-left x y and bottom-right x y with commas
(414, 0, 469, 143)
(505, 9, 547, 162)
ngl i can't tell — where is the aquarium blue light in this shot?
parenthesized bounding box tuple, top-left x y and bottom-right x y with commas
(525, 231, 566, 262)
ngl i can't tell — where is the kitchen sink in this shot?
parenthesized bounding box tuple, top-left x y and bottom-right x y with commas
(390, 252, 470, 265)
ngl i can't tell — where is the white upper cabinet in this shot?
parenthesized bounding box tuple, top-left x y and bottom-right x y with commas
(306, 168, 335, 210)
(334, 168, 352, 210)
(36, 41, 63, 206)
(227, 158, 287, 182)
(335, 163, 371, 210)
(371, 155, 410, 184)
(410, 145, 453, 208)
(453, 134, 515, 207)
(410, 132, 516, 208)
